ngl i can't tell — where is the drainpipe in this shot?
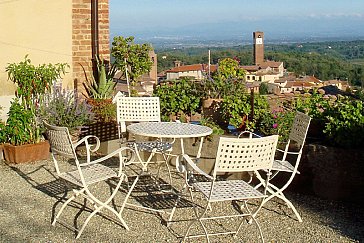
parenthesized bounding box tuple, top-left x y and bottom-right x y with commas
(91, 0, 99, 80)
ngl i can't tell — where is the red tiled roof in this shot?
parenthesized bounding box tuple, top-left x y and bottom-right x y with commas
(166, 64, 217, 73)
(285, 81, 313, 88)
(259, 61, 283, 68)
(241, 65, 260, 71)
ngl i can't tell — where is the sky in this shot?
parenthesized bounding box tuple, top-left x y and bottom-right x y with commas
(109, 0, 364, 41)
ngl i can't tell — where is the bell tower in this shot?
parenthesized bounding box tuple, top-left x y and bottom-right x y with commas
(253, 31, 264, 65)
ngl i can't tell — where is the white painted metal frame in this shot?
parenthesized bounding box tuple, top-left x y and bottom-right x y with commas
(178, 135, 279, 243)
(44, 122, 137, 239)
(126, 122, 213, 217)
(115, 96, 174, 187)
(243, 111, 311, 222)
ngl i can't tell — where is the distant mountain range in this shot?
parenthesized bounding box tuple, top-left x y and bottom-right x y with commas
(110, 17, 364, 49)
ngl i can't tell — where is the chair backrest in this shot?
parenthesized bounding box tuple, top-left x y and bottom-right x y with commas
(44, 121, 78, 176)
(213, 135, 279, 176)
(44, 121, 76, 159)
(116, 96, 161, 134)
(288, 111, 312, 147)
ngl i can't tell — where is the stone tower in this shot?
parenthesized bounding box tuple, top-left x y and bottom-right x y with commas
(253, 31, 264, 65)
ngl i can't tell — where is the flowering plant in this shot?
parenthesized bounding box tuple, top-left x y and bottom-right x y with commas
(36, 84, 94, 134)
(258, 107, 295, 142)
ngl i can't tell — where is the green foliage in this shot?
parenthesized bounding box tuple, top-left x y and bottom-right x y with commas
(295, 91, 364, 148)
(5, 98, 38, 146)
(82, 56, 117, 99)
(257, 108, 296, 143)
(37, 84, 94, 134)
(156, 47, 253, 72)
(111, 36, 153, 94)
(6, 55, 68, 110)
(295, 90, 330, 119)
(0, 107, 6, 144)
(5, 56, 68, 145)
(324, 97, 364, 148)
(199, 117, 224, 136)
(221, 92, 269, 131)
(202, 58, 247, 99)
(215, 57, 246, 80)
(259, 82, 269, 95)
(86, 98, 116, 123)
(153, 77, 201, 120)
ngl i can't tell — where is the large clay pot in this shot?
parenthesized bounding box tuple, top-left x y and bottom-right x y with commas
(3, 141, 50, 164)
(201, 98, 226, 126)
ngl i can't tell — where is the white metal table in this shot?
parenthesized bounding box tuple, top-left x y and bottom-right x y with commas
(126, 122, 213, 223)
(127, 121, 212, 156)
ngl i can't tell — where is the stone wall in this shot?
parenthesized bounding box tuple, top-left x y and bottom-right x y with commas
(292, 144, 364, 203)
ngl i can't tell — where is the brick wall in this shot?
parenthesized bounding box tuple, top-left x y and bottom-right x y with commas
(72, 0, 110, 97)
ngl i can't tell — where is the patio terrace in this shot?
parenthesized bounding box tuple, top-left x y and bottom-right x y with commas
(1, 144, 363, 243)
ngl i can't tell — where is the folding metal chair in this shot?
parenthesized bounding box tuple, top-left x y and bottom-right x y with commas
(245, 111, 311, 222)
(177, 135, 279, 242)
(44, 121, 137, 239)
(115, 96, 173, 184)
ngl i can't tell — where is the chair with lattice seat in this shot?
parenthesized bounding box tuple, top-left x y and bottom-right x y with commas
(115, 95, 174, 185)
(176, 135, 279, 243)
(44, 121, 138, 239)
(241, 111, 311, 222)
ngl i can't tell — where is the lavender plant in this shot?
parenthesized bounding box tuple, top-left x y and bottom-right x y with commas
(37, 84, 94, 133)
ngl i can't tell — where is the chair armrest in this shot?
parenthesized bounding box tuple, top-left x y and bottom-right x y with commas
(176, 154, 213, 180)
(73, 135, 101, 153)
(238, 130, 262, 138)
(81, 147, 135, 176)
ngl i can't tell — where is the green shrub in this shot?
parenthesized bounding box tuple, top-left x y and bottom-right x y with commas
(5, 98, 38, 145)
(153, 77, 201, 120)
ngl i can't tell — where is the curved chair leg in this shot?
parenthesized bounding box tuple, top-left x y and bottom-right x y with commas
(76, 176, 130, 239)
(267, 187, 303, 222)
(183, 191, 211, 243)
(253, 169, 303, 222)
(52, 188, 85, 225)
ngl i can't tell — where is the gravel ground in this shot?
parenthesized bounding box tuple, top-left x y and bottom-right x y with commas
(1, 157, 363, 243)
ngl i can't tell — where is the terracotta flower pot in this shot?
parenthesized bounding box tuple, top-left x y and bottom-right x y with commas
(3, 141, 50, 164)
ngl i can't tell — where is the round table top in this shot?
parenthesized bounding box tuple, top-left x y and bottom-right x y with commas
(127, 122, 213, 138)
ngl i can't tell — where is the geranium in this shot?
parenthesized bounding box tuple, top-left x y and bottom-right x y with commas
(258, 107, 295, 142)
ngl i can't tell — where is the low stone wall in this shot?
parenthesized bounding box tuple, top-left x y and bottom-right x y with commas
(291, 144, 364, 203)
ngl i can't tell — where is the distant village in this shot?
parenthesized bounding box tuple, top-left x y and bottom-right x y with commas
(114, 31, 349, 97)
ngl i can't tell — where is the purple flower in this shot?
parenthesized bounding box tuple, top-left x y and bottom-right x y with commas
(272, 123, 278, 129)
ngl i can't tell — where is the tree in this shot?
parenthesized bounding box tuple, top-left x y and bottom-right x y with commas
(111, 36, 153, 95)
(215, 57, 246, 80)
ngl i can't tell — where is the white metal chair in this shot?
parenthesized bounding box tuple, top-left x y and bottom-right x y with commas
(177, 135, 279, 242)
(44, 121, 138, 239)
(243, 111, 311, 222)
(115, 96, 173, 182)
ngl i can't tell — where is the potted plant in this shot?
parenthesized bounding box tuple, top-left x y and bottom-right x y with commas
(82, 56, 118, 123)
(200, 58, 247, 126)
(111, 36, 153, 97)
(153, 77, 201, 122)
(221, 91, 270, 132)
(4, 55, 68, 163)
(36, 83, 94, 141)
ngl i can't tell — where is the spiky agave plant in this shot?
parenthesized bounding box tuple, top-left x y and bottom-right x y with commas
(82, 56, 117, 99)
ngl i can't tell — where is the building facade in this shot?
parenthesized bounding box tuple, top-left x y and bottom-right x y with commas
(0, 0, 110, 119)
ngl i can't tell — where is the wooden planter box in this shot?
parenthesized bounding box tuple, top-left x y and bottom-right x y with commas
(81, 121, 119, 143)
(3, 141, 50, 164)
